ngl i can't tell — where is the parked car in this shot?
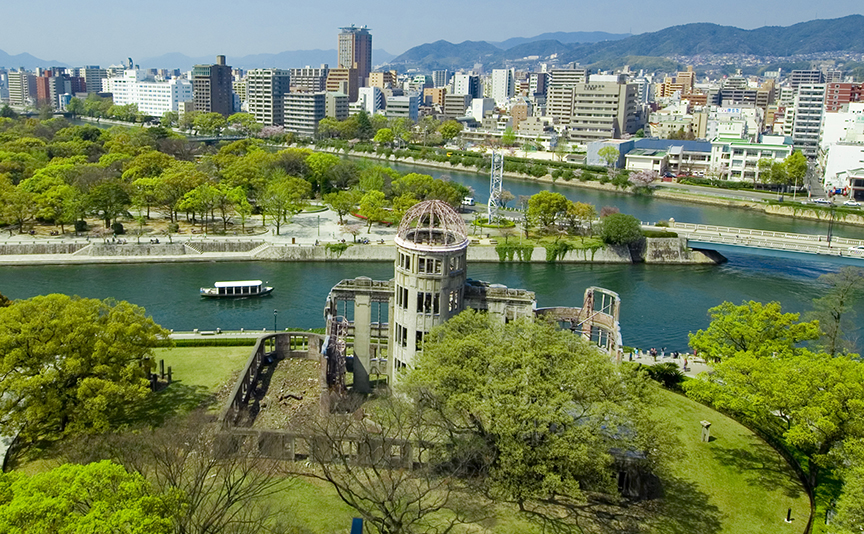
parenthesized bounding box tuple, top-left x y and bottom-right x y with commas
(848, 245, 864, 254)
(844, 199, 860, 207)
(813, 198, 832, 205)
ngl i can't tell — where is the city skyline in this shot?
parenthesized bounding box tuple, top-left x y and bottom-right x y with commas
(1, 0, 862, 66)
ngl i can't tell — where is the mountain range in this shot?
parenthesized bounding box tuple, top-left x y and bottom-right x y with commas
(387, 15, 864, 71)
(4, 16, 864, 73)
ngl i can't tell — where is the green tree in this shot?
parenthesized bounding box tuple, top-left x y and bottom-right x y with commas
(193, 112, 228, 136)
(226, 112, 261, 136)
(0, 295, 170, 447)
(0, 461, 181, 534)
(526, 190, 569, 227)
(121, 150, 175, 182)
(178, 183, 219, 231)
(373, 127, 395, 145)
(403, 310, 665, 528)
(596, 212, 643, 245)
(259, 173, 311, 234)
(785, 150, 808, 191)
(86, 179, 131, 228)
(685, 346, 864, 488)
(305, 152, 340, 192)
(689, 300, 821, 362)
(358, 190, 387, 233)
(0, 181, 37, 232)
(598, 145, 620, 168)
(833, 439, 864, 533)
(806, 267, 864, 355)
(0, 292, 11, 307)
(65, 97, 85, 117)
(438, 120, 463, 142)
(564, 201, 597, 238)
(226, 186, 252, 231)
(158, 161, 206, 222)
(323, 189, 358, 224)
(501, 127, 517, 147)
(160, 110, 179, 128)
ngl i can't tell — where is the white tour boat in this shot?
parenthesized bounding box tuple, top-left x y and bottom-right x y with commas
(200, 280, 274, 298)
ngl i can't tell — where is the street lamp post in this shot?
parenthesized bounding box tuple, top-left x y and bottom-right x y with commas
(273, 309, 278, 333)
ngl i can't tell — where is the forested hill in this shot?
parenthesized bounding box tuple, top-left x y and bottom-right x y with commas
(387, 15, 864, 71)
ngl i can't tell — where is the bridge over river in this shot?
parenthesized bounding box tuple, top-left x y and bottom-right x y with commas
(667, 221, 864, 258)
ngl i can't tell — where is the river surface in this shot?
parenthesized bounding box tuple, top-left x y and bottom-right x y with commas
(13, 137, 861, 351)
(1, 248, 862, 351)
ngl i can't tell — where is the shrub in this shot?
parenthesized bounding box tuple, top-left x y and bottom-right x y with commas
(111, 222, 125, 235)
(597, 213, 643, 246)
(644, 362, 684, 390)
(74, 220, 88, 232)
(167, 222, 180, 233)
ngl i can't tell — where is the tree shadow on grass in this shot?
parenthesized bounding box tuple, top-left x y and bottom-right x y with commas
(708, 436, 804, 499)
(120, 380, 215, 428)
(515, 474, 722, 534)
(642, 474, 724, 534)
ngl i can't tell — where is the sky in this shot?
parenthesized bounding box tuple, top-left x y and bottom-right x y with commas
(1, 0, 863, 65)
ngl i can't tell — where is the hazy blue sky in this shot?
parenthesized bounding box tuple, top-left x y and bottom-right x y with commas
(2, 0, 862, 65)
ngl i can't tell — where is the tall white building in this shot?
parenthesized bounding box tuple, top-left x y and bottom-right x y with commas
(491, 68, 515, 106)
(791, 84, 826, 159)
(102, 70, 192, 116)
(453, 73, 481, 98)
(354, 86, 385, 116)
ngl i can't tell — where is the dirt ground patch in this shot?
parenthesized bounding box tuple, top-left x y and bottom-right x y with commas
(253, 358, 323, 431)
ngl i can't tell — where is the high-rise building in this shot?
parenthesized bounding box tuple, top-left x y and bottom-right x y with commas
(385, 94, 419, 122)
(245, 69, 291, 126)
(192, 55, 233, 116)
(548, 80, 640, 143)
(325, 68, 358, 102)
(432, 70, 450, 88)
(453, 73, 481, 98)
(443, 94, 472, 119)
(791, 83, 827, 159)
(289, 65, 329, 92)
(8, 69, 35, 107)
(81, 66, 107, 94)
(283, 92, 327, 138)
(325, 92, 349, 121)
(491, 68, 515, 106)
(789, 70, 825, 89)
(338, 25, 372, 87)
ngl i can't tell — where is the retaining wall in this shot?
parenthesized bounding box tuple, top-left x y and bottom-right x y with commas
(0, 243, 89, 255)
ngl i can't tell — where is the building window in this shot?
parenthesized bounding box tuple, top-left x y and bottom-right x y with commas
(415, 330, 424, 351)
(448, 290, 460, 312)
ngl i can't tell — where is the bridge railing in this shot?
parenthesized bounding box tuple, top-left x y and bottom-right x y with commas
(670, 222, 864, 247)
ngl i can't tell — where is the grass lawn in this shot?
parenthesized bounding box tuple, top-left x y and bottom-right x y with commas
(139, 346, 253, 419)
(649, 388, 810, 534)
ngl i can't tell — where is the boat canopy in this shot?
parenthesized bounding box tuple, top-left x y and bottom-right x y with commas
(214, 280, 263, 288)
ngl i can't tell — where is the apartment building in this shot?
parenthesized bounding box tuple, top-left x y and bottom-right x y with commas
(453, 73, 481, 99)
(283, 91, 327, 138)
(385, 94, 419, 122)
(244, 69, 291, 126)
(791, 84, 827, 158)
(443, 94, 472, 119)
(325, 68, 358, 102)
(549, 79, 640, 143)
(8, 69, 35, 107)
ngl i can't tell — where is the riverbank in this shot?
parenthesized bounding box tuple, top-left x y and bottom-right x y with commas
(0, 237, 724, 266)
(326, 147, 864, 228)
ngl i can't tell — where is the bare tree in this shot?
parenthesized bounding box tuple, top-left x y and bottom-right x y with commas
(297, 397, 485, 534)
(65, 412, 296, 534)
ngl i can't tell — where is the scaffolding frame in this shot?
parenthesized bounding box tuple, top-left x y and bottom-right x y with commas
(488, 152, 503, 224)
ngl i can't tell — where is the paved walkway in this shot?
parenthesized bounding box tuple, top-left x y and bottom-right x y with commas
(625, 351, 713, 378)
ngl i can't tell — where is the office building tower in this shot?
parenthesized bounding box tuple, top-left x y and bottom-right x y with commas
(338, 25, 372, 87)
(192, 55, 233, 116)
(791, 83, 827, 159)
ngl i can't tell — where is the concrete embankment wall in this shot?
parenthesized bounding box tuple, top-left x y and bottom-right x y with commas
(0, 240, 723, 265)
(0, 243, 89, 255)
(186, 240, 266, 253)
(640, 238, 724, 264)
